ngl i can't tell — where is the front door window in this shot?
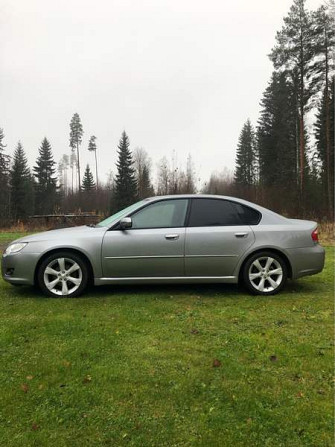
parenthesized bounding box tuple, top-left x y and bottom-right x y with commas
(131, 199, 188, 229)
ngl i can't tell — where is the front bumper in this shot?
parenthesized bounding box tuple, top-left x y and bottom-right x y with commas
(1, 252, 40, 285)
(287, 244, 325, 279)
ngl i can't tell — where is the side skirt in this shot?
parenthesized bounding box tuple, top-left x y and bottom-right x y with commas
(94, 276, 238, 285)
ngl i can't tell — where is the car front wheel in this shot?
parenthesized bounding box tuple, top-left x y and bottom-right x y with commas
(37, 251, 89, 297)
(243, 251, 287, 295)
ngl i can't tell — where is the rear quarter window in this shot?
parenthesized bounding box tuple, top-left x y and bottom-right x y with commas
(229, 202, 261, 225)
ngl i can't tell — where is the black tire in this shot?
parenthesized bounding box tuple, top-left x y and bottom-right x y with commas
(242, 251, 287, 296)
(37, 251, 89, 297)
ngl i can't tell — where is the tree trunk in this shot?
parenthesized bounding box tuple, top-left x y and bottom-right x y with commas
(94, 149, 98, 189)
(76, 142, 81, 193)
(299, 23, 305, 201)
(299, 113, 304, 197)
(324, 33, 332, 217)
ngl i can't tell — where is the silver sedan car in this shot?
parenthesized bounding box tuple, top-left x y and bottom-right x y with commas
(2, 195, 325, 297)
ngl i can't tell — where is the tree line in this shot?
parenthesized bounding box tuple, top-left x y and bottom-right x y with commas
(234, 0, 334, 218)
(0, 120, 197, 225)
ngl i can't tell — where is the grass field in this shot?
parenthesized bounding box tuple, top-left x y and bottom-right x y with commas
(0, 233, 333, 446)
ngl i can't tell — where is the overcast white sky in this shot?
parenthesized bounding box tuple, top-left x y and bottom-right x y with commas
(1, 0, 323, 188)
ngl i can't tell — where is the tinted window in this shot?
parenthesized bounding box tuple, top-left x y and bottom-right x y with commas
(230, 202, 261, 225)
(131, 199, 188, 229)
(188, 199, 241, 227)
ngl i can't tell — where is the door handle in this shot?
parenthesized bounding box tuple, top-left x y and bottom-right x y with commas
(235, 232, 248, 238)
(165, 234, 179, 240)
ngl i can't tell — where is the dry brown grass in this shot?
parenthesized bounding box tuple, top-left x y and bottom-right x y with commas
(318, 221, 335, 246)
(0, 222, 49, 233)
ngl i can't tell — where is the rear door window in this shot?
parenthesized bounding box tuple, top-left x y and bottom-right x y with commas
(188, 198, 261, 227)
(188, 199, 240, 226)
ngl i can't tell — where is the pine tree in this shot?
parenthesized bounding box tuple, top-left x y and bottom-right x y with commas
(234, 120, 257, 186)
(33, 138, 58, 214)
(70, 151, 77, 194)
(0, 128, 8, 170)
(311, 6, 335, 216)
(269, 0, 315, 196)
(88, 135, 98, 189)
(82, 164, 96, 192)
(10, 142, 35, 220)
(0, 128, 10, 222)
(69, 113, 83, 192)
(314, 77, 334, 216)
(311, 6, 335, 93)
(111, 131, 137, 212)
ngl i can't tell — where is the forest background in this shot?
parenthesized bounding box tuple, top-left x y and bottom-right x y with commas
(0, 0, 334, 227)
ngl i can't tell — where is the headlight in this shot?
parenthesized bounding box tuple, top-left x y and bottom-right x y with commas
(4, 243, 28, 255)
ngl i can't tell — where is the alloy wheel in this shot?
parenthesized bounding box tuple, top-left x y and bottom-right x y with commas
(248, 256, 283, 293)
(43, 257, 83, 296)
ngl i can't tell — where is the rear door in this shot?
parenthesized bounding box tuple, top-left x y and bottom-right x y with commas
(185, 198, 257, 277)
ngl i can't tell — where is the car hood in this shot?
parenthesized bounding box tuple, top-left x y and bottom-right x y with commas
(11, 225, 106, 244)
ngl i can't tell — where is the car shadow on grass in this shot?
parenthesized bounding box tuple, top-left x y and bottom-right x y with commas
(85, 278, 324, 300)
(87, 282, 243, 298)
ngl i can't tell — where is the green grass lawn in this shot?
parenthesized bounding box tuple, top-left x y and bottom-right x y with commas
(0, 235, 333, 447)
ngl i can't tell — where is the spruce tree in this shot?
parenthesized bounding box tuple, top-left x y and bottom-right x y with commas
(33, 138, 58, 214)
(234, 120, 257, 186)
(10, 142, 35, 220)
(257, 72, 297, 188)
(0, 129, 10, 222)
(140, 165, 155, 198)
(82, 164, 96, 192)
(88, 135, 98, 189)
(69, 113, 83, 192)
(111, 131, 137, 212)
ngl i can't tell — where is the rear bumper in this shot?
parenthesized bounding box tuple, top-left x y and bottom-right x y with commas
(1, 252, 39, 285)
(287, 245, 325, 279)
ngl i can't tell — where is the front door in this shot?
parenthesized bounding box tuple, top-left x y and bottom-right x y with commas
(102, 199, 189, 278)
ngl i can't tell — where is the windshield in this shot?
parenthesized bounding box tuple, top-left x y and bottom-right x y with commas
(96, 199, 148, 228)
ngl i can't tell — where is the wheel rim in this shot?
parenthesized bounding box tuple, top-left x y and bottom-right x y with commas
(43, 257, 82, 296)
(248, 256, 283, 293)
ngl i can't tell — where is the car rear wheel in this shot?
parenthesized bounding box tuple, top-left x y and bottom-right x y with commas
(243, 251, 287, 295)
(37, 251, 89, 297)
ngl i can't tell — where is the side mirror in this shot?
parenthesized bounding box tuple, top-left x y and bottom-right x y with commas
(119, 217, 132, 230)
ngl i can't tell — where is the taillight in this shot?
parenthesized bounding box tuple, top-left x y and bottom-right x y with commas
(311, 228, 319, 243)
